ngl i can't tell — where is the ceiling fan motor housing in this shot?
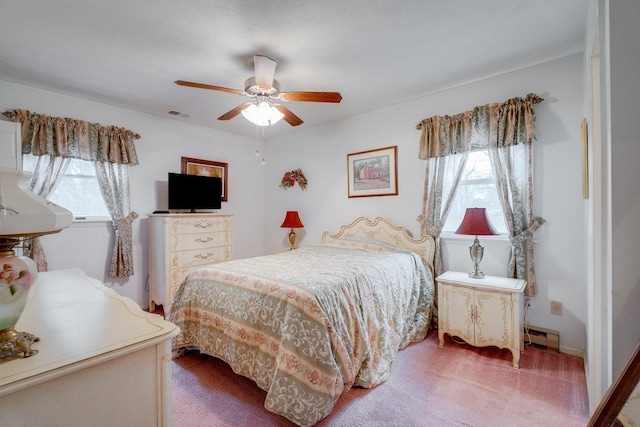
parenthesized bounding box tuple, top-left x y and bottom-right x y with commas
(244, 77, 281, 97)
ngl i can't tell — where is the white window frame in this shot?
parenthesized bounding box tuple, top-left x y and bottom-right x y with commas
(441, 149, 509, 239)
(22, 155, 111, 223)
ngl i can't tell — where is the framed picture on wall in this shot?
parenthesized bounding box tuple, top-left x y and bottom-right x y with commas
(347, 146, 398, 198)
(181, 157, 228, 202)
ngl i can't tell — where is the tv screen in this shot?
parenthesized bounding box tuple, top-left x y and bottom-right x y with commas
(168, 172, 222, 212)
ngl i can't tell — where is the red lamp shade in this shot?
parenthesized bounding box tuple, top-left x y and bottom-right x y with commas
(455, 208, 499, 236)
(280, 211, 304, 228)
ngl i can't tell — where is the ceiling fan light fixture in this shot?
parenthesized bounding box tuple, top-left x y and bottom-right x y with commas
(177, 54, 341, 127)
(241, 100, 284, 126)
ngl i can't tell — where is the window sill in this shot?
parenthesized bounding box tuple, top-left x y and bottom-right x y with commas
(73, 215, 110, 221)
(71, 216, 111, 227)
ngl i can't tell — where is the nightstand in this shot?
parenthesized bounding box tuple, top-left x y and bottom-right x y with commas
(436, 271, 526, 368)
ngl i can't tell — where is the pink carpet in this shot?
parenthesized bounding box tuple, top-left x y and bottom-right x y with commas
(172, 332, 590, 426)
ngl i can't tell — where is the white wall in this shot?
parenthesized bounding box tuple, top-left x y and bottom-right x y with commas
(582, 0, 640, 411)
(0, 80, 266, 306)
(0, 55, 588, 353)
(265, 55, 587, 352)
(608, 0, 640, 379)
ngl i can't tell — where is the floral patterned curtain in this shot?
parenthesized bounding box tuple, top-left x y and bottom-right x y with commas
(23, 155, 71, 271)
(416, 93, 544, 295)
(3, 109, 139, 165)
(416, 152, 469, 277)
(3, 109, 140, 277)
(95, 161, 137, 277)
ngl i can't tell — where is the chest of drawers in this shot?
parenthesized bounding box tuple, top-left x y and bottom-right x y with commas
(149, 213, 233, 314)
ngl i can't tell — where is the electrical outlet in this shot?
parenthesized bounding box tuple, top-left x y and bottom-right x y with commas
(524, 298, 533, 311)
(551, 300, 563, 316)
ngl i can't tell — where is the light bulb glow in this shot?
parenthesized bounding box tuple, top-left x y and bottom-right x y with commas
(241, 101, 284, 126)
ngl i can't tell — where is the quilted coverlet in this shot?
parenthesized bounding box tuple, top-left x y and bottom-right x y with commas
(170, 239, 434, 426)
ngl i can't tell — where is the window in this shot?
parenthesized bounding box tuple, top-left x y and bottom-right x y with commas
(23, 155, 110, 220)
(442, 150, 508, 234)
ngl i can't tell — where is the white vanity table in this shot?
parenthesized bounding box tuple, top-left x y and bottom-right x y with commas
(0, 268, 179, 426)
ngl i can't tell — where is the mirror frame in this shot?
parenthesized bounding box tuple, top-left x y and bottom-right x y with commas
(588, 343, 640, 426)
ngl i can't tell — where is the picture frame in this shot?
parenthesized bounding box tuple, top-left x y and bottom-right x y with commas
(181, 157, 228, 202)
(347, 145, 398, 198)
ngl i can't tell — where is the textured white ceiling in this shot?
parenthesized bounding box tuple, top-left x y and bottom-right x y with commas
(0, 0, 587, 139)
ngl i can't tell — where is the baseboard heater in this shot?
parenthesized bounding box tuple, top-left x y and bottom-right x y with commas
(525, 325, 560, 353)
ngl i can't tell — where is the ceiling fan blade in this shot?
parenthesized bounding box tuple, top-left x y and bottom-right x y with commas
(175, 80, 243, 95)
(217, 103, 252, 121)
(273, 104, 303, 126)
(279, 91, 342, 103)
(253, 55, 276, 90)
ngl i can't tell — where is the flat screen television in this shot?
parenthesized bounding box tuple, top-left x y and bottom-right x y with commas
(168, 172, 222, 212)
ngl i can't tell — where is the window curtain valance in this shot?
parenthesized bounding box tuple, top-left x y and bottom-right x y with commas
(3, 108, 140, 278)
(416, 93, 544, 296)
(415, 93, 543, 159)
(3, 109, 140, 165)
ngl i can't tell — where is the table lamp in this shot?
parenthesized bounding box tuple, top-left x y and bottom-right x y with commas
(455, 207, 499, 279)
(0, 168, 73, 360)
(280, 211, 304, 250)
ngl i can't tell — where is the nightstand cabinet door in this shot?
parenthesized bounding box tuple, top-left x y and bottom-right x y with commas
(475, 289, 514, 349)
(439, 283, 475, 344)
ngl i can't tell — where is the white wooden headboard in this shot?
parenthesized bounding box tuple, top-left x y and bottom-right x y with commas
(321, 216, 435, 271)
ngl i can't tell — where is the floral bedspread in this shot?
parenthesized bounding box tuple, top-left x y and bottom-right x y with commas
(169, 239, 434, 426)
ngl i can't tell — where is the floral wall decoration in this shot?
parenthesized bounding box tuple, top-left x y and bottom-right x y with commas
(280, 169, 308, 190)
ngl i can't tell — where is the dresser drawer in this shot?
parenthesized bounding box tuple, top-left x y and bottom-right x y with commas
(166, 265, 212, 307)
(169, 267, 188, 290)
(168, 266, 202, 290)
(169, 231, 231, 252)
(168, 216, 231, 235)
(169, 245, 232, 269)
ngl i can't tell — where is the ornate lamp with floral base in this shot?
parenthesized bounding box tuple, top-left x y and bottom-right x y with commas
(0, 236, 40, 359)
(0, 168, 72, 361)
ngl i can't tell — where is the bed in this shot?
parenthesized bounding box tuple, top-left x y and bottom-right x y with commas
(169, 217, 436, 426)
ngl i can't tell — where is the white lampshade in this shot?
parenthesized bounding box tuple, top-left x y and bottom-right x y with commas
(241, 101, 284, 127)
(0, 167, 73, 360)
(0, 168, 73, 237)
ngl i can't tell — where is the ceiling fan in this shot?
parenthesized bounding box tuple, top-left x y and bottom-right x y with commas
(175, 55, 342, 127)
